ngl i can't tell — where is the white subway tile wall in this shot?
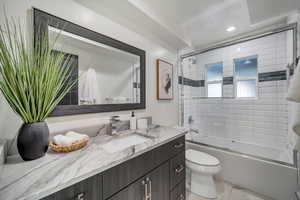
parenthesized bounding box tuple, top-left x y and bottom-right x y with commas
(182, 31, 294, 162)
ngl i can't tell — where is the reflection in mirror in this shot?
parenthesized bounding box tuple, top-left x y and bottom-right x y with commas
(48, 26, 140, 105)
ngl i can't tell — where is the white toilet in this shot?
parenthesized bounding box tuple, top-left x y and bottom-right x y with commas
(186, 149, 221, 199)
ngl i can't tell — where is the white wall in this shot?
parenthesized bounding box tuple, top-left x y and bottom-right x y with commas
(0, 0, 179, 154)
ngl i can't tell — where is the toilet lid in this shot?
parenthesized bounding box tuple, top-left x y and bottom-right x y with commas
(186, 149, 220, 166)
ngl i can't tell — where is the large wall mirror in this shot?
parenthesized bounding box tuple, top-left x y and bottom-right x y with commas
(33, 8, 146, 116)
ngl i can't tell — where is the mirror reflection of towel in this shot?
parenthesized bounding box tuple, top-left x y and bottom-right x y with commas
(80, 68, 100, 104)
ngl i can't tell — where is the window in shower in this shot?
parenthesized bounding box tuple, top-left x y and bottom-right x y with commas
(206, 62, 223, 97)
(234, 55, 258, 98)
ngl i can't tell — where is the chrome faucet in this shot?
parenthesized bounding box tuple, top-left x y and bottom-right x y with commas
(109, 115, 120, 135)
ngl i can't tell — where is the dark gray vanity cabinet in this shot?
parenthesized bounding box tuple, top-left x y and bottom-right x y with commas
(41, 136, 185, 200)
(104, 136, 185, 200)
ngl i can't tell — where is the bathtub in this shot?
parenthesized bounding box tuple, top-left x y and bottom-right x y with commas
(186, 136, 298, 200)
(188, 134, 295, 165)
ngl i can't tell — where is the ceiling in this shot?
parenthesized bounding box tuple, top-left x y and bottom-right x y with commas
(75, 0, 300, 51)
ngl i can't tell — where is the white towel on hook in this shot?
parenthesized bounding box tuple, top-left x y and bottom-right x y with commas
(80, 68, 100, 104)
(287, 62, 300, 102)
(291, 104, 300, 136)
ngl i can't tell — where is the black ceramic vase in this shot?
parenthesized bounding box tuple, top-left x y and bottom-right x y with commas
(17, 122, 49, 161)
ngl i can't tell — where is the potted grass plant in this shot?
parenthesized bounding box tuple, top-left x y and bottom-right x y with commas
(0, 17, 76, 161)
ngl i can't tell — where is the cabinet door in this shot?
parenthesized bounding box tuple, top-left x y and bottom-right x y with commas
(147, 162, 170, 200)
(103, 151, 154, 199)
(108, 162, 170, 200)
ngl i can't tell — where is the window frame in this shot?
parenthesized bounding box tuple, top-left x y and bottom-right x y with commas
(205, 62, 223, 98)
(233, 55, 258, 99)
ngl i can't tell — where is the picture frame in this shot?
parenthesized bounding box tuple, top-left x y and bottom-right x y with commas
(156, 59, 173, 100)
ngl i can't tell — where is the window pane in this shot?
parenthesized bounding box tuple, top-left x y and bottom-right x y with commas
(207, 64, 223, 81)
(208, 83, 222, 97)
(235, 57, 257, 78)
(236, 80, 256, 97)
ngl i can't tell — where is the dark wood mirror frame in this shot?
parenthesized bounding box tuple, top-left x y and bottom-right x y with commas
(33, 8, 146, 116)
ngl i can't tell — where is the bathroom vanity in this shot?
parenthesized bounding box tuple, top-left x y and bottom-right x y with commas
(0, 126, 186, 200)
(43, 136, 185, 200)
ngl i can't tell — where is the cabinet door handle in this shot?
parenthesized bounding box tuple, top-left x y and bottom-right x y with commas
(76, 192, 85, 200)
(142, 180, 148, 200)
(173, 143, 184, 149)
(175, 164, 184, 174)
(146, 178, 152, 200)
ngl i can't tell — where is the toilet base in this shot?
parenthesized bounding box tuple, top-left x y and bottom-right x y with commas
(191, 171, 217, 199)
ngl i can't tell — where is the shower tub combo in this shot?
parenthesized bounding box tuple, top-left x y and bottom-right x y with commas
(180, 23, 299, 200)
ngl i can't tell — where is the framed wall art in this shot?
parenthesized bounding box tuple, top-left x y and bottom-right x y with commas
(157, 59, 173, 100)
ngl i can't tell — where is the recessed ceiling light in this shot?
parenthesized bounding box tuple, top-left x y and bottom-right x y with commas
(226, 26, 236, 32)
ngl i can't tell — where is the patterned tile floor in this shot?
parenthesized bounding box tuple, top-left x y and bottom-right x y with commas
(186, 180, 272, 200)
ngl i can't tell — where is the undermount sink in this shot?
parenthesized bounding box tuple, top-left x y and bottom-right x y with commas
(101, 134, 150, 154)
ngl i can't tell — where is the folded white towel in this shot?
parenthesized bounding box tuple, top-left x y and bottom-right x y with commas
(53, 135, 78, 146)
(65, 131, 88, 140)
(53, 132, 88, 146)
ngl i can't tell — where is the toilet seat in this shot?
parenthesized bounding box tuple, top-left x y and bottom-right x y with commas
(186, 149, 220, 166)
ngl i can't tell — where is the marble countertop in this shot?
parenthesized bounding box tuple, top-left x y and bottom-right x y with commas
(0, 125, 186, 200)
